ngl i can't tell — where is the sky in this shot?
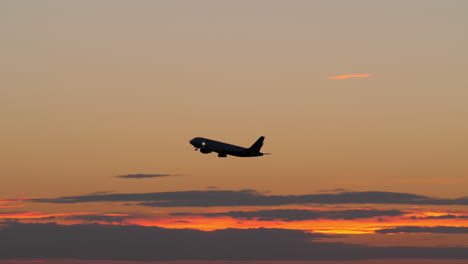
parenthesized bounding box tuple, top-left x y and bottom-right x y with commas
(1, 0, 468, 263)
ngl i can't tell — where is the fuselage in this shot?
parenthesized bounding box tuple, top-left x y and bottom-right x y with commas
(189, 137, 264, 157)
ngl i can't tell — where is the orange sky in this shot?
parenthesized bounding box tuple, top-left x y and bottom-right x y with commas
(1, 0, 468, 263)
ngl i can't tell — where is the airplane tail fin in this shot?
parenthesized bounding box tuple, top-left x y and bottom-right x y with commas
(248, 136, 264, 152)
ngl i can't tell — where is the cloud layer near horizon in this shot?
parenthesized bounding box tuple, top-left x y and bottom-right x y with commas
(172, 209, 405, 221)
(377, 226, 468, 234)
(1, 222, 467, 261)
(31, 190, 468, 207)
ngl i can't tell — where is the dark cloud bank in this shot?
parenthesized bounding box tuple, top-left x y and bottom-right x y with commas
(377, 226, 468, 234)
(0, 223, 467, 261)
(65, 214, 137, 223)
(32, 190, 468, 207)
(172, 209, 405, 221)
(408, 214, 468, 220)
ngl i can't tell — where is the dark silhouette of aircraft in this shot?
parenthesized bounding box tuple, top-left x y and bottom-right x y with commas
(189, 136, 269, 158)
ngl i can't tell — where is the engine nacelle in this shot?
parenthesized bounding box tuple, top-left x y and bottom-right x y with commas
(200, 147, 212, 154)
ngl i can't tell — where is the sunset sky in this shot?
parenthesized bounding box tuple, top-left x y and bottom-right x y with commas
(1, 1, 468, 263)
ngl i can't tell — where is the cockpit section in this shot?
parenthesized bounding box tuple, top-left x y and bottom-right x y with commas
(189, 137, 206, 149)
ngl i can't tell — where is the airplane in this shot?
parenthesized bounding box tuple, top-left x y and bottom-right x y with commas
(189, 136, 269, 158)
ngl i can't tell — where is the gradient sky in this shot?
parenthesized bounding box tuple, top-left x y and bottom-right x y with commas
(1, 1, 468, 263)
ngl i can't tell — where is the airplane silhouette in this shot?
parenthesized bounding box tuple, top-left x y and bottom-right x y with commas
(189, 136, 269, 158)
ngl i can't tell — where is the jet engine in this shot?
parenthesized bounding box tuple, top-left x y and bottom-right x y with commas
(200, 147, 212, 154)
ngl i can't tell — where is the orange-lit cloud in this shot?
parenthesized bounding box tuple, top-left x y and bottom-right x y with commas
(0, 198, 37, 204)
(0, 198, 35, 208)
(0, 212, 92, 220)
(129, 216, 463, 235)
(123, 208, 468, 235)
(9, 193, 461, 238)
(328, 74, 373, 79)
(3, 207, 467, 236)
(0, 205, 25, 208)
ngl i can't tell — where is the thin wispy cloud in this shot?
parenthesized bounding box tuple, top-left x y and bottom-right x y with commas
(0, 211, 140, 225)
(328, 74, 373, 80)
(0, 198, 37, 204)
(115, 174, 178, 179)
(0, 205, 25, 208)
(0, 212, 91, 220)
(332, 178, 466, 186)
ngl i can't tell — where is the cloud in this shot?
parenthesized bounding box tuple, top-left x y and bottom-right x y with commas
(172, 209, 405, 221)
(0, 211, 142, 224)
(115, 174, 178, 179)
(318, 188, 351, 193)
(0, 222, 467, 261)
(328, 74, 373, 79)
(0, 212, 90, 220)
(87, 191, 115, 195)
(0, 198, 36, 204)
(332, 178, 466, 186)
(377, 226, 468, 234)
(65, 214, 137, 224)
(31, 190, 468, 207)
(408, 214, 468, 220)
